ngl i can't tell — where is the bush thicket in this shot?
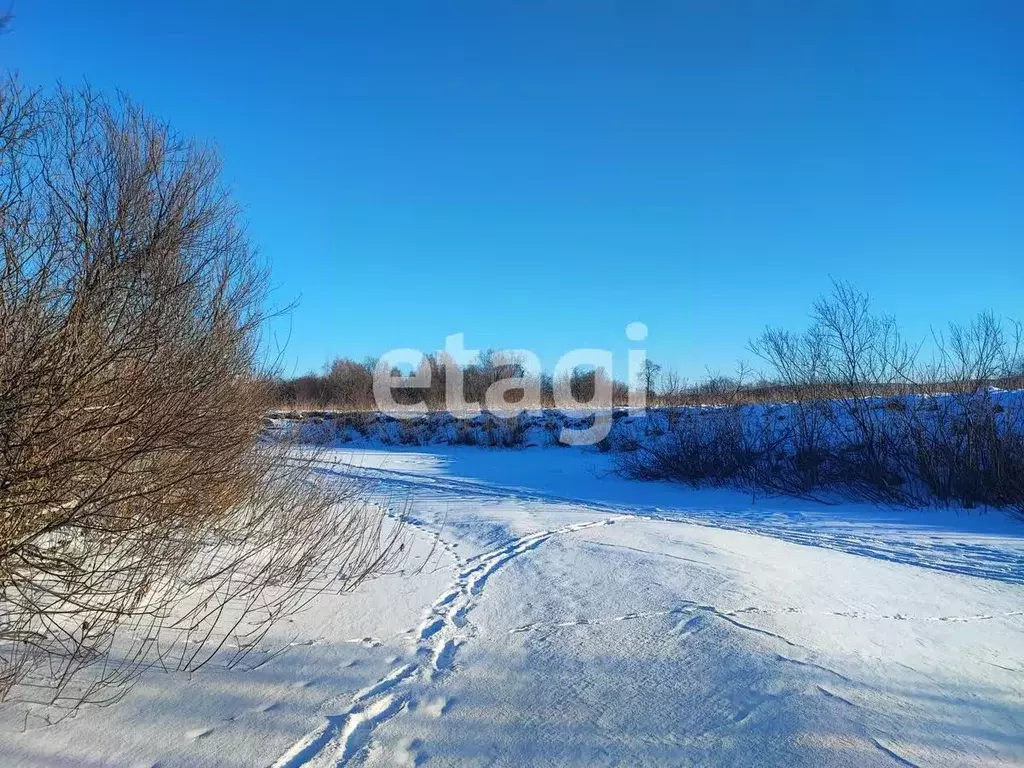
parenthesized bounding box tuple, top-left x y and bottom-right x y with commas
(0, 79, 398, 711)
(619, 283, 1024, 512)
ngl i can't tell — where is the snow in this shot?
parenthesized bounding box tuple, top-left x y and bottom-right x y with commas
(2, 445, 1021, 766)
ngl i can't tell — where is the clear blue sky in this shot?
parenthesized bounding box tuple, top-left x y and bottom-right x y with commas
(5, 2, 1022, 379)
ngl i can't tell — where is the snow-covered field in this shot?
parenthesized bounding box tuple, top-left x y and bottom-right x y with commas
(3, 445, 1022, 766)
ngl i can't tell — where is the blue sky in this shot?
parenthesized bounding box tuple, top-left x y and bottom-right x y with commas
(5, 2, 1022, 379)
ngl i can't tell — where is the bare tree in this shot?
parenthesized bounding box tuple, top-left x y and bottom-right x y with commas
(661, 368, 683, 403)
(0, 78, 401, 712)
(639, 359, 662, 403)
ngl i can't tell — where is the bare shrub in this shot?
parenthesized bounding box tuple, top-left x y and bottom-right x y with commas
(617, 406, 754, 486)
(910, 313, 1024, 508)
(452, 420, 478, 446)
(0, 79, 400, 711)
(748, 282, 918, 501)
(488, 412, 528, 448)
(622, 282, 1024, 513)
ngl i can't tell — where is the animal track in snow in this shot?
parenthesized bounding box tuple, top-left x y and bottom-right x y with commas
(386, 736, 425, 767)
(274, 517, 615, 767)
(353, 663, 418, 704)
(507, 603, 1024, 635)
(420, 696, 450, 718)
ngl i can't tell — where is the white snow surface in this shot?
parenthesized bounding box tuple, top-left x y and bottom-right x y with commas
(2, 445, 1022, 767)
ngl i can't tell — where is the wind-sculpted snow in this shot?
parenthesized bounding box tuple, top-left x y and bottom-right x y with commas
(2, 446, 1021, 767)
(316, 447, 1024, 586)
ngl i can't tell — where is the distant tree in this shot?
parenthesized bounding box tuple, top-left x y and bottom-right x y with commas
(639, 359, 662, 402)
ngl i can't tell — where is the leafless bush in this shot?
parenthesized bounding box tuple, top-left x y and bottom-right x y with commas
(623, 282, 1024, 512)
(451, 420, 478, 446)
(747, 282, 918, 500)
(909, 313, 1024, 508)
(0, 78, 400, 712)
(618, 401, 782, 490)
(486, 412, 528, 448)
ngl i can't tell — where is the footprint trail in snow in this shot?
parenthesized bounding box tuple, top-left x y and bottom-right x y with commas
(273, 517, 616, 768)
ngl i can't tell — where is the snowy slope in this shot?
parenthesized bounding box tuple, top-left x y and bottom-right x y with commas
(2, 446, 1021, 767)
